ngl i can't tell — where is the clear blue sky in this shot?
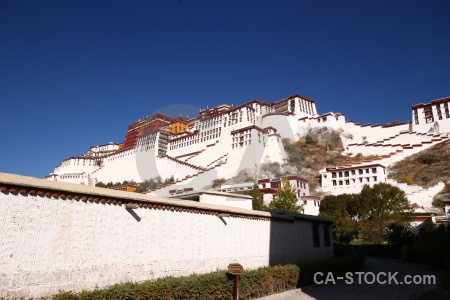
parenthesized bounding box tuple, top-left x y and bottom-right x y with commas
(1, 0, 449, 179)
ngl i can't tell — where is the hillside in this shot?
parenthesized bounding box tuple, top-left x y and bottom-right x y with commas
(271, 128, 450, 198)
(388, 139, 450, 196)
(282, 129, 377, 192)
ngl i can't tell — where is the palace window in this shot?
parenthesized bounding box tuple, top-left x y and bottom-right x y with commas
(437, 104, 443, 120)
(424, 105, 434, 123)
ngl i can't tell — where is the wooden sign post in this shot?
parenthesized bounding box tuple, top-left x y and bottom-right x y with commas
(228, 263, 244, 300)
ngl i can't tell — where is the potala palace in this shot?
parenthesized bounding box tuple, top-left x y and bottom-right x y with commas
(45, 94, 450, 210)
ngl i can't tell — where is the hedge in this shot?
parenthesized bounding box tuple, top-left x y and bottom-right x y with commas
(50, 264, 299, 300)
(38, 253, 365, 299)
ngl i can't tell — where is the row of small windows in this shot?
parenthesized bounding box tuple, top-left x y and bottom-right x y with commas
(60, 174, 86, 180)
(298, 99, 314, 115)
(199, 116, 223, 129)
(331, 168, 378, 178)
(332, 176, 377, 186)
(303, 200, 319, 206)
(137, 134, 157, 147)
(169, 133, 222, 150)
(62, 159, 102, 167)
(296, 181, 307, 189)
(231, 130, 253, 148)
(108, 151, 132, 162)
(414, 102, 450, 125)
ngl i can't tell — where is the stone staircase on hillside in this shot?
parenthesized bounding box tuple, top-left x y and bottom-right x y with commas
(184, 141, 221, 162)
(206, 154, 228, 168)
(347, 132, 449, 157)
(346, 133, 449, 167)
(162, 155, 208, 171)
(149, 158, 228, 196)
(175, 150, 205, 162)
(149, 164, 227, 197)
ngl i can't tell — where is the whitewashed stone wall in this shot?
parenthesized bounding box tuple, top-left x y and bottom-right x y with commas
(0, 173, 333, 299)
(198, 193, 252, 210)
(302, 199, 321, 216)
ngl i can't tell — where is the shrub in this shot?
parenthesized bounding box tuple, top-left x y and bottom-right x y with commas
(433, 196, 445, 209)
(212, 178, 226, 188)
(51, 265, 299, 300)
(419, 154, 440, 165)
(402, 176, 415, 185)
(385, 223, 415, 247)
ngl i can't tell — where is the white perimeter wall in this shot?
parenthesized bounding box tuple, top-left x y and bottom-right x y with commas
(0, 173, 333, 299)
(199, 194, 252, 210)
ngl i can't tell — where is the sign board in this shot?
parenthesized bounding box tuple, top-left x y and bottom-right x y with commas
(228, 263, 244, 275)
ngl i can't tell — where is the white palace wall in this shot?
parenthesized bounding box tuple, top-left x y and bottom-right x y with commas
(0, 173, 333, 299)
(94, 149, 141, 183)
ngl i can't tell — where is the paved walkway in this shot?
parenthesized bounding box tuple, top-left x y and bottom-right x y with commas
(257, 257, 441, 300)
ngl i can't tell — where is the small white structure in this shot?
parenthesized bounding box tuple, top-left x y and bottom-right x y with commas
(168, 190, 253, 210)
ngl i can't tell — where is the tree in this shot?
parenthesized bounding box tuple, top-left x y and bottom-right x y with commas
(432, 196, 444, 209)
(358, 183, 412, 244)
(385, 222, 415, 247)
(212, 178, 226, 188)
(269, 178, 302, 212)
(305, 135, 314, 144)
(320, 194, 359, 245)
(135, 178, 158, 193)
(249, 182, 267, 211)
(95, 181, 107, 188)
(402, 176, 415, 185)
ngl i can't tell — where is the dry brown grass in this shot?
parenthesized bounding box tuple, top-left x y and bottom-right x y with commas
(388, 140, 450, 191)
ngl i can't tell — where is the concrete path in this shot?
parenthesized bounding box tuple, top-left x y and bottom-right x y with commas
(257, 257, 441, 300)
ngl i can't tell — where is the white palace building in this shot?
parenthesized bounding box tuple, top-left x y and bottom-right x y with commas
(46, 94, 450, 210)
